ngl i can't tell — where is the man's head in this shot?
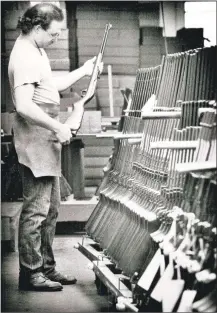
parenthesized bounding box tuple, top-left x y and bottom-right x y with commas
(18, 3, 64, 47)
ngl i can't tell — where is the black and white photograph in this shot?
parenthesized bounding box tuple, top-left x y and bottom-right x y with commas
(1, 1, 217, 312)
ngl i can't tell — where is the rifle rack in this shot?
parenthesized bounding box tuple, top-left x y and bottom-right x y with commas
(76, 236, 137, 311)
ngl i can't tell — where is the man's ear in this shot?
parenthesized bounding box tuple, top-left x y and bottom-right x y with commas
(35, 25, 42, 33)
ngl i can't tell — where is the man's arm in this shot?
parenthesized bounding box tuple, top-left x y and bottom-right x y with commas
(53, 57, 97, 92)
(14, 83, 72, 144)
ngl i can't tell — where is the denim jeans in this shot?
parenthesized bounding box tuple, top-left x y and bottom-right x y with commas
(19, 164, 60, 275)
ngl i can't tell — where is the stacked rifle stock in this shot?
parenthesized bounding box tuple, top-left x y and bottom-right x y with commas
(79, 45, 217, 312)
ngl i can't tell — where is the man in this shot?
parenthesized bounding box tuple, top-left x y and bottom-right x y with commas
(8, 2, 102, 291)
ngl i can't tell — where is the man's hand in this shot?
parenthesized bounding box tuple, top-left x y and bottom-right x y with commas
(83, 56, 104, 76)
(54, 124, 72, 145)
(98, 61, 104, 75)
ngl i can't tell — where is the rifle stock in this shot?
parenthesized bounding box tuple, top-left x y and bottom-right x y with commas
(64, 23, 112, 134)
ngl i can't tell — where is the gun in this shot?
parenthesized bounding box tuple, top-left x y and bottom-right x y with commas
(64, 23, 112, 135)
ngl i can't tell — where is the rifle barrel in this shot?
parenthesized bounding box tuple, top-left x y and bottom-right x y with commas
(99, 23, 112, 57)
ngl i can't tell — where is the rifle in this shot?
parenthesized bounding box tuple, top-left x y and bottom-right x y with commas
(64, 23, 112, 135)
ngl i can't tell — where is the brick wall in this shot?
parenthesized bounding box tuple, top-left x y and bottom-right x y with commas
(139, 26, 204, 68)
(76, 2, 140, 76)
(1, 1, 25, 112)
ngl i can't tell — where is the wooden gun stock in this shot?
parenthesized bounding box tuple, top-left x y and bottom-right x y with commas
(64, 23, 112, 135)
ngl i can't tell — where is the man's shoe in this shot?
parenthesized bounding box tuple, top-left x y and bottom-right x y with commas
(46, 270, 77, 285)
(19, 272, 63, 291)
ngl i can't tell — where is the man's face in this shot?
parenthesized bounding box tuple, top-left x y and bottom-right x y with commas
(35, 20, 63, 48)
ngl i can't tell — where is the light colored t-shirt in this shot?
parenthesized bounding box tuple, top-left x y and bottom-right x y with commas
(8, 36, 62, 177)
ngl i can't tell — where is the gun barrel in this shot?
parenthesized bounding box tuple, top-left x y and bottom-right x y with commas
(99, 23, 112, 57)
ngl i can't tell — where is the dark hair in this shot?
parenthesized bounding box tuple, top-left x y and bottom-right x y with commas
(17, 3, 64, 34)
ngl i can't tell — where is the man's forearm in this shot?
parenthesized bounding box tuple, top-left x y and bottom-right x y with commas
(17, 101, 62, 134)
(53, 66, 87, 92)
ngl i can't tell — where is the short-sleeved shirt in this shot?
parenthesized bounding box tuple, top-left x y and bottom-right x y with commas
(8, 35, 62, 177)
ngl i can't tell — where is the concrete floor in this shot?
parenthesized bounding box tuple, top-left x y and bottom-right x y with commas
(1, 234, 115, 312)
